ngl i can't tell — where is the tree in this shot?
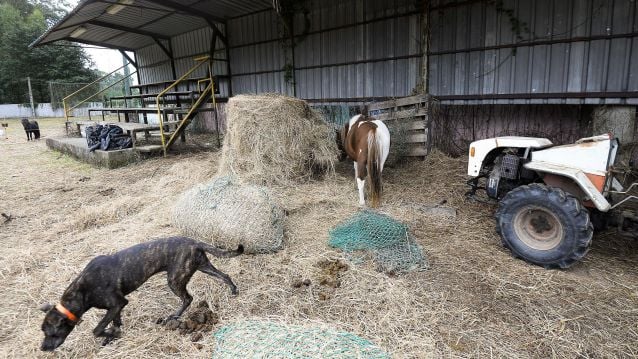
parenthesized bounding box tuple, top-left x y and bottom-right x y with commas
(0, 0, 98, 104)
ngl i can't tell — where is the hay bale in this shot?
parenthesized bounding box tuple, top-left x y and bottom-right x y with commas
(172, 176, 284, 254)
(219, 94, 339, 185)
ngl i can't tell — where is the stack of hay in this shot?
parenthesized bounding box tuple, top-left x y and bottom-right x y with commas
(218, 93, 339, 185)
(173, 94, 338, 253)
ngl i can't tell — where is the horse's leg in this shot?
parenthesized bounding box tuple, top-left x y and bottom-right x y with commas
(356, 158, 367, 206)
(353, 162, 359, 189)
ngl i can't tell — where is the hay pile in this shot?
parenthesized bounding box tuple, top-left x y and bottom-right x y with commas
(218, 94, 339, 185)
(172, 176, 284, 254)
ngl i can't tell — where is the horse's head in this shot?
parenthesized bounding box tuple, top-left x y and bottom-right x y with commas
(21, 118, 29, 126)
(335, 123, 349, 161)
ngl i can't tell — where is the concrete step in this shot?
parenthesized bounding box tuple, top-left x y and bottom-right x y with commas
(134, 145, 164, 153)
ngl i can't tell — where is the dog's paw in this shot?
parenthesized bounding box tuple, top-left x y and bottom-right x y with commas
(105, 327, 122, 338)
(101, 337, 115, 346)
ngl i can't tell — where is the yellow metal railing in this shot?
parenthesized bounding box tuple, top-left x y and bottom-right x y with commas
(62, 63, 136, 121)
(163, 81, 214, 151)
(156, 55, 214, 155)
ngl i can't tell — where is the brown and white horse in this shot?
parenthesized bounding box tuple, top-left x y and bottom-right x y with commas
(337, 114, 390, 207)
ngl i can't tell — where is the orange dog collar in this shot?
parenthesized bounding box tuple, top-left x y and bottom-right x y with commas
(55, 303, 78, 322)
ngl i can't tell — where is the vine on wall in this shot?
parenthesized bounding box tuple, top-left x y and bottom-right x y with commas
(273, 0, 311, 86)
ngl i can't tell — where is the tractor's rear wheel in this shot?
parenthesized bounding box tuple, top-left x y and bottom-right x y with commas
(496, 184, 593, 269)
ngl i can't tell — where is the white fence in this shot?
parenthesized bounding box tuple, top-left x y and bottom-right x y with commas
(0, 103, 102, 119)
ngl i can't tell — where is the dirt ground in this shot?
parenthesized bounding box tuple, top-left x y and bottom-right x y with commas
(1, 117, 637, 358)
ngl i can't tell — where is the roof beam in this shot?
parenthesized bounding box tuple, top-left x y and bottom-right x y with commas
(154, 38, 172, 59)
(207, 20, 227, 46)
(62, 37, 136, 52)
(87, 20, 170, 40)
(150, 0, 226, 24)
(119, 50, 137, 68)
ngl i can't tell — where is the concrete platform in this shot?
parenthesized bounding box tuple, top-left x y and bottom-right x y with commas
(46, 137, 141, 169)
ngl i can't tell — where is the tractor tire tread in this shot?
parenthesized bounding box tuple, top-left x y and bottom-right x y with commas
(496, 184, 593, 269)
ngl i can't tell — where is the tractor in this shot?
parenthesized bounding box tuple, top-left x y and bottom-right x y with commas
(466, 133, 638, 268)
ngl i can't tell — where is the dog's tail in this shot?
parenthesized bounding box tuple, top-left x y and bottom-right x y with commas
(199, 242, 244, 258)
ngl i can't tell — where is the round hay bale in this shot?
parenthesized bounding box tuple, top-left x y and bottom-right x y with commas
(219, 94, 339, 185)
(172, 176, 284, 254)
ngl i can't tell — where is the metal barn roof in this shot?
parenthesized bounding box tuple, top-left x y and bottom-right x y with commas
(31, 0, 272, 50)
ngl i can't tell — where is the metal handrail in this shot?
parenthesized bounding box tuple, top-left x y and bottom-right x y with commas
(164, 81, 214, 150)
(62, 62, 131, 121)
(156, 55, 211, 154)
(66, 71, 137, 114)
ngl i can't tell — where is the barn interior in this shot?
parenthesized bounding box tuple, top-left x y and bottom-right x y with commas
(4, 0, 636, 357)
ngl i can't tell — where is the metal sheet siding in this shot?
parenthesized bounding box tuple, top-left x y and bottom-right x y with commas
(227, 0, 422, 100)
(429, 0, 638, 104)
(137, 23, 230, 96)
(137, 44, 172, 83)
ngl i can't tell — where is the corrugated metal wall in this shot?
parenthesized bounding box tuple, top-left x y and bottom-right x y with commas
(136, 25, 229, 97)
(136, 44, 173, 84)
(429, 0, 638, 104)
(227, 10, 291, 95)
(136, 0, 423, 102)
(227, 0, 423, 101)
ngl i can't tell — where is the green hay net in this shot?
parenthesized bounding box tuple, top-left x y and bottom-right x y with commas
(212, 320, 389, 358)
(329, 210, 427, 273)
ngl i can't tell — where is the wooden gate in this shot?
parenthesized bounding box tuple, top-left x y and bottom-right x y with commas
(366, 94, 433, 159)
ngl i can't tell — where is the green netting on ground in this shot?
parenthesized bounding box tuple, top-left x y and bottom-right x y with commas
(329, 210, 427, 273)
(212, 320, 390, 358)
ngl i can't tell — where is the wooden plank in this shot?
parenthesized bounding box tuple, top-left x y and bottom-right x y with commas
(408, 121, 426, 130)
(406, 133, 427, 142)
(387, 121, 425, 130)
(394, 94, 430, 108)
(375, 108, 428, 121)
(367, 94, 429, 111)
(407, 147, 428, 156)
(367, 99, 397, 112)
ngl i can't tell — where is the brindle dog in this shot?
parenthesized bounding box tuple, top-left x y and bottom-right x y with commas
(39, 237, 243, 351)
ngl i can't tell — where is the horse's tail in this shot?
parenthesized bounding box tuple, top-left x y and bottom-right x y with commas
(367, 128, 383, 208)
(33, 121, 40, 139)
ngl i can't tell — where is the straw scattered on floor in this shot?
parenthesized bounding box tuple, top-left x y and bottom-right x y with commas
(1, 118, 637, 358)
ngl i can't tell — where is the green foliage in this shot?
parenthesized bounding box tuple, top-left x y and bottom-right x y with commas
(274, 0, 311, 86)
(0, 0, 97, 104)
(486, 0, 531, 42)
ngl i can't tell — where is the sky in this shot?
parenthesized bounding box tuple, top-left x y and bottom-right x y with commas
(86, 47, 126, 72)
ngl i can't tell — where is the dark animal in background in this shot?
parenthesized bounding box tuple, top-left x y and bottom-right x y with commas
(21, 118, 40, 140)
(39, 237, 244, 351)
